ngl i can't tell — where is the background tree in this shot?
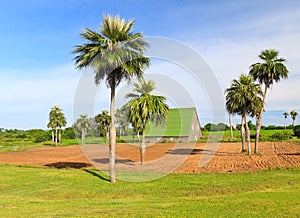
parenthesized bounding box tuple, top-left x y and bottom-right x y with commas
(74, 114, 90, 145)
(283, 112, 289, 130)
(73, 15, 150, 183)
(225, 74, 263, 155)
(290, 110, 298, 128)
(95, 110, 111, 144)
(126, 79, 169, 164)
(249, 49, 289, 153)
(47, 106, 66, 146)
(115, 106, 130, 139)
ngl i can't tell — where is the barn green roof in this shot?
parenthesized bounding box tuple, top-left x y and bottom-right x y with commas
(145, 107, 197, 137)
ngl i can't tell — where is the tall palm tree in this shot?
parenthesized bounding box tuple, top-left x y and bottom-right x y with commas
(95, 110, 111, 144)
(225, 74, 263, 155)
(249, 49, 289, 153)
(47, 106, 66, 146)
(290, 110, 298, 128)
(74, 114, 90, 145)
(73, 15, 150, 183)
(126, 79, 169, 164)
(283, 112, 289, 130)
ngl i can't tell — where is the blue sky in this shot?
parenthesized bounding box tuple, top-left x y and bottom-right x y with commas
(0, 0, 299, 129)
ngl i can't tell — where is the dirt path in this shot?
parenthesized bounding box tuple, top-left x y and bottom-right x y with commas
(0, 142, 299, 173)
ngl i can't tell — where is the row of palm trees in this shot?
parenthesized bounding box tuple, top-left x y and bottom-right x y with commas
(283, 110, 298, 129)
(47, 105, 67, 146)
(226, 49, 289, 155)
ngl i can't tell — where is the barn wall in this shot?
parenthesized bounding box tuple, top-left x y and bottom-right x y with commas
(188, 110, 202, 142)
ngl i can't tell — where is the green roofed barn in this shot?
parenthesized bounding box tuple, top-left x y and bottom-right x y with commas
(145, 107, 202, 142)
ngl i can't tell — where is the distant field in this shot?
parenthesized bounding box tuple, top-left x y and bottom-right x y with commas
(201, 129, 296, 142)
(0, 165, 299, 217)
(0, 129, 298, 153)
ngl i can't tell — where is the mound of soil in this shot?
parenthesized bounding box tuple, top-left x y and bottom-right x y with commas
(0, 142, 299, 173)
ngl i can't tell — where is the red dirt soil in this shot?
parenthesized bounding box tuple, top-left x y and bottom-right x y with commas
(0, 142, 299, 173)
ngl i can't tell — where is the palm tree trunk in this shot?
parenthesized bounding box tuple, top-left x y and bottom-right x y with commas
(106, 130, 109, 145)
(51, 128, 54, 146)
(58, 127, 61, 143)
(241, 116, 246, 152)
(109, 80, 116, 183)
(254, 85, 268, 154)
(137, 131, 140, 143)
(140, 128, 146, 165)
(81, 128, 84, 145)
(292, 119, 295, 128)
(284, 118, 286, 130)
(244, 115, 251, 156)
(229, 113, 233, 139)
(55, 127, 58, 146)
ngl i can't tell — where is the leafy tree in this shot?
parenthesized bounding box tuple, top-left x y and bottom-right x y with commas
(74, 114, 90, 145)
(225, 74, 263, 155)
(290, 110, 298, 128)
(47, 106, 67, 146)
(283, 112, 289, 130)
(73, 15, 149, 182)
(249, 49, 289, 153)
(126, 79, 169, 164)
(95, 110, 111, 144)
(115, 106, 130, 139)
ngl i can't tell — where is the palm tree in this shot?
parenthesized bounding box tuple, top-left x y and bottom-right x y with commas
(225, 74, 263, 155)
(73, 15, 150, 183)
(74, 114, 90, 145)
(95, 110, 111, 144)
(283, 112, 289, 130)
(290, 110, 298, 128)
(47, 106, 67, 146)
(249, 49, 289, 153)
(126, 79, 169, 164)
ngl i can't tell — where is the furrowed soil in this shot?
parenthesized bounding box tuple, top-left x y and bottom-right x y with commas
(0, 142, 299, 173)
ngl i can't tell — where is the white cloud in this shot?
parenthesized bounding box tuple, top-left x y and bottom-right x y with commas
(0, 63, 81, 129)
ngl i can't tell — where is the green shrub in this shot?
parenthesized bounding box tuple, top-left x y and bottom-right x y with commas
(294, 129, 300, 138)
(271, 131, 292, 140)
(34, 132, 49, 143)
(63, 127, 76, 139)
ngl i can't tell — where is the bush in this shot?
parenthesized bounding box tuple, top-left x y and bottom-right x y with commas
(271, 132, 292, 141)
(63, 127, 76, 139)
(34, 132, 50, 143)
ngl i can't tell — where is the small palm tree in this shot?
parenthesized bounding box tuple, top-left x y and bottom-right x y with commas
(73, 15, 150, 183)
(290, 110, 298, 128)
(225, 74, 263, 155)
(126, 79, 169, 164)
(47, 106, 67, 146)
(283, 112, 289, 130)
(249, 49, 289, 153)
(95, 110, 111, 144)
(74, 114, 90, 145)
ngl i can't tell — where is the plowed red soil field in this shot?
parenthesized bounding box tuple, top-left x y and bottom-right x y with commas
(0, 142, 299, 173)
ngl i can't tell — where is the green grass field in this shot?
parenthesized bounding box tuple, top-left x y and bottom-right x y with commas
(0, 165, 299, 217)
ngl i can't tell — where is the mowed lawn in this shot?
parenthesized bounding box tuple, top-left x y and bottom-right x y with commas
(0, 165, 299, 217)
